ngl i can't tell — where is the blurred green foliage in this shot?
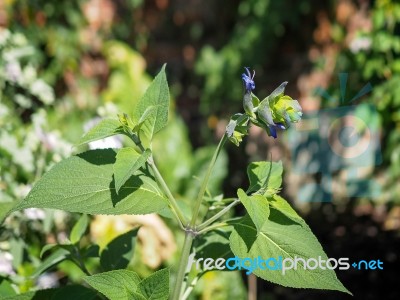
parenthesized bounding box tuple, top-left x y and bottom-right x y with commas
(322, 0, 400, 202)
(195, 0, 313, 115)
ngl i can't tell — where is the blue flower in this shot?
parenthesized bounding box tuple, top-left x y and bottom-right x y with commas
(268, 123, 286, 139)
(241, 67, 255, 92)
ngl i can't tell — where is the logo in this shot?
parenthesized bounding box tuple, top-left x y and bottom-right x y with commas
(288, 73, 382, 202)
(186, 253, 384, 275)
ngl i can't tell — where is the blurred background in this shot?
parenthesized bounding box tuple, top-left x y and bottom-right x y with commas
(0, 0, 399, 299)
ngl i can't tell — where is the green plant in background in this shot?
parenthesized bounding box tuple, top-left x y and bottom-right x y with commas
(1, 65, 351, 299)
(321, 0, 400, 202)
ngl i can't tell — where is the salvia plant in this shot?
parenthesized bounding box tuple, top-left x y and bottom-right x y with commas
(2, 65, 350, 299)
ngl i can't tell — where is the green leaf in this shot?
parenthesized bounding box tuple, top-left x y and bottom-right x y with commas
(14, 149, 167, 215)
(267, 81, 288, 101)
(247, 161, 283, 195)
(82, 244, 100, 258)
(271, 95, 302, 127)
(3, 285, 98, 300)
(84, 270, 141, 300)
(76, 119, 124, 147)
(134, 64, 169, 140)
(226, 113, 249, 146)
(0, 202, 15, 224)
(40, 244, 58, 258)
(0, 278, 16, 297)
(70, 214, 89, 244)
(138, 268, 169, 300)
(229, 210, 351, 294)
(114, 148, 151, 194)
(269, 194, 306, 225)
(237, 189, 269, 231)
(195, 230, 233, 262)
(40, 244, 75, 259)
(32, 248, 71, 277)
(100, 228, 139, 271)
(51, 285, 99, 300)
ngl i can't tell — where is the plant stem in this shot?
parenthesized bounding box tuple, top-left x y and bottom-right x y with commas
(190, 134, 227, 227)
(197, 222, 229, 235)
(171, 232, 194, 300)
(172, 134, 227, 299)
(147, 156, 187, 228)
(181, 274, 200, 300)
(129, 133, 187, 228)
(73, 247, 91, 276)
(197, 199, 240, 231)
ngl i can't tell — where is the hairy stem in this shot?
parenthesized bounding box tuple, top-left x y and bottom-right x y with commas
(171, 232, 194, 300)
(190, 134, 227, 227)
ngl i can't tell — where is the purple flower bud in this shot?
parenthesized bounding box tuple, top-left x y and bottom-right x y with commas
(241, 67, 255, 92)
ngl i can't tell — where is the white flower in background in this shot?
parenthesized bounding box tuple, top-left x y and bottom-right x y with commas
(0, 103, 10, 119)
(0, 252, 15, 276)
(0, 29, 11, 46)
(21, 65, 37, 86)
(5, 61, 22, 83)
(84, 117, 123, 149)
(24, 208, 45, 220)
(32, 110, 72, 158)
(15, 184, 32, 199)
(10, 32, 27, 46)
(349, 37, 372, 53)
(52, 211, 68, 231)
(57, 232, 69, 244)
(15, 94, 31, 109)
(30, 79, 55, 104)
(37, 273, 59, 289)
(97, 102, 119, 117)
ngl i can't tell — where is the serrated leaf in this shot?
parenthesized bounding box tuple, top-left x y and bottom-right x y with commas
(229, 210, 351, 294)
(114, 148, 151, 194)
(84, 270, 141, 300)
(76, 119, 124, 147)
(138, 268, 169, 300)
(134, 64, 169, 140)
(70, 214, 89, 244)
(14, 149, 167, 215)
(237, 189, 269, 231)
(100, 228, 139, 271)
(247, 161, 283, 194)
